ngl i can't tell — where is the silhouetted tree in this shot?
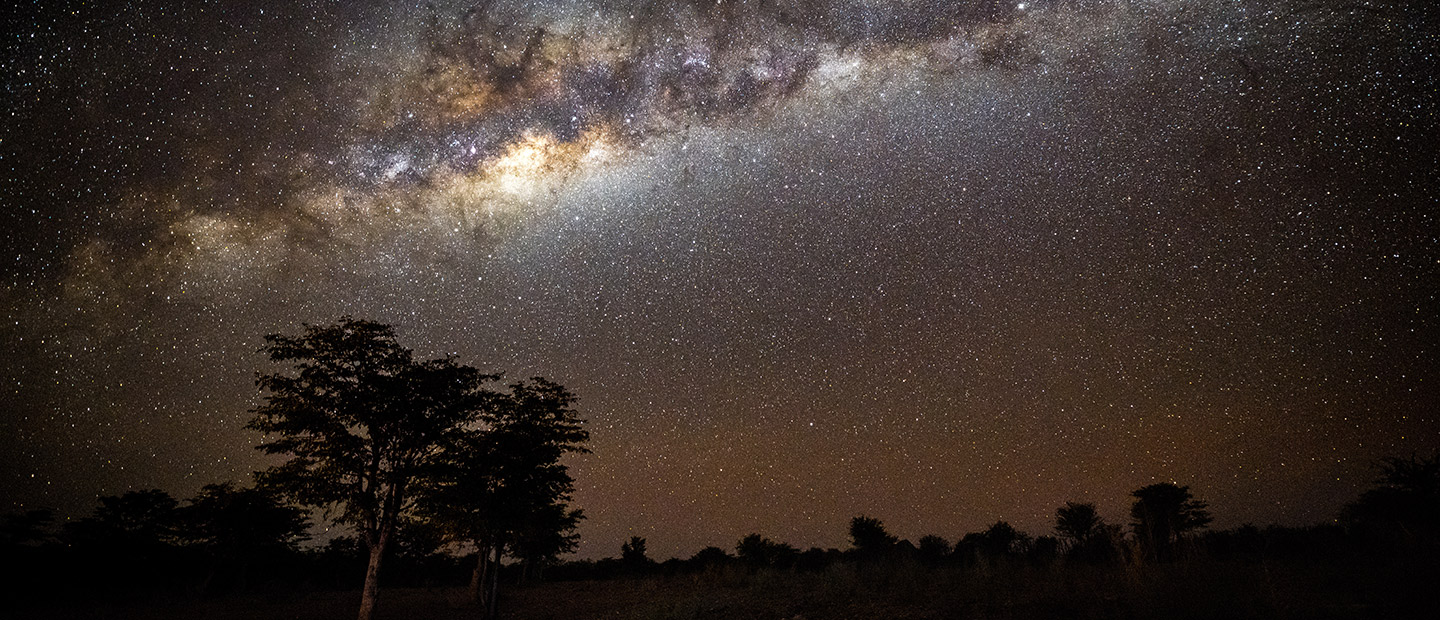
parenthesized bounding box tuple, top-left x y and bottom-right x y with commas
(849, 515, 898, 557)
(1055, 501, 1103, 546)
(1055, 501, 1119, 563)
(66, 489, 180, 549)
(621, 536, 651, 572)
(916, 534, 952, 564)
(1130, 483, 1212, 562)
(978, 520, 1029, 557)
(63, 489, 183, 593)
(510, 502, 584, 584)
(688, 546, 733, 570)
(416, 377, 587, 614)
(181, 482, 308, 593)
(484, 379, 587, 589)
(736, 533, 799, 568)
(952, 532, 984, 564)
(248, 318, 493, 620)
(1344, 452, 1440, 547)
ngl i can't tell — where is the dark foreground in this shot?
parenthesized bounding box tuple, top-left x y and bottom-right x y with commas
(11, 557, 1436, 620)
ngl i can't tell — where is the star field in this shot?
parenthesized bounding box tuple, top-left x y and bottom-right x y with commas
(3, 0, 1437, 560)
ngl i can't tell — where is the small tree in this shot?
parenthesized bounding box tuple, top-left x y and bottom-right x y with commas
(916, 534, 952, 564)
(181, 482, 308, 593)
(248, 318, 492, 620)
(621, 536, 651, 572)
(1130, 483, 1212, 562)
(1344, 453, 1440, 547)
(65, 489, 180, 554)
(1055, 501, 1120, 564)
(63, 489, 182, 592)
(979, 520, 1029, 557)
(736, 533, 799, 568)
(849, 515, 898, 556)
(1055, 501, 1104, 547)
(689, 546, 733, 569)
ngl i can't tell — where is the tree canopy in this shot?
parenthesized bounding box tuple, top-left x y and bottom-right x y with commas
(415, 376, 589, 610)
(248, 318, 499, 620)
(1055, 501, 1103, 544)
(1344, 452, 1440, 547)
(1130, 483, 1212, 561)
(849, 515, 898, 556)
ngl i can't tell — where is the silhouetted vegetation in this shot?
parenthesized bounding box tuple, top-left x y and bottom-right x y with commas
(1344, 453, 1439, 550)
(413, 376, 588, 617)
(8, 458, 1440, 619)
(3, 317, 1432, 620)
(1130, 482, 1213, 562)
(619, 536, 653, 574)
(736, 533, 800, 569)
(181, 482, 309, 594)
(248, 318, 504, 620)
(1055, 501, 1121, 564)
(849, 515, 899, 558)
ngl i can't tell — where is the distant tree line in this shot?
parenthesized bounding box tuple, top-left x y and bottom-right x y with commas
(545, 462, 1438, 582)
(4, 451, 1436, 615)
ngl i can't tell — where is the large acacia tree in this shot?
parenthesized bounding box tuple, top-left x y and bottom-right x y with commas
(248, 318, 496, 620)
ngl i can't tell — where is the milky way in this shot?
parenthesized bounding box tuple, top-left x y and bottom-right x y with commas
(3, 0, 1437, 559)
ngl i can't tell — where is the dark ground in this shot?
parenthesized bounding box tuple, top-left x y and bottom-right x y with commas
(11, 556, 1436, 620)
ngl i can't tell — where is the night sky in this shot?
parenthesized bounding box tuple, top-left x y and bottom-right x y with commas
(3, 0, 1436, 560)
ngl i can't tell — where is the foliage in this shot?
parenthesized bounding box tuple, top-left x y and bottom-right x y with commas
(249, 319, 492, 540)
(65, 489, 180, 549)
(916, 534, 952, 564)
(416, 376, 588, 594)
(1054, 501, 1103, 544)
(848, 515, 898, 555)
(182, 482, 309, 554)
(1130, 483, 1212, 561)
(621, 536, 651, 571)
(689, 546, 733, 569)
(510, 502, 585, 575)
(979, 520, 1030, 557)
(736, 533, 800, 568)
(175, 482, 309, 593)
(14, 453, 1440, 617)
(1344, 452, 1440, 547)
(1054, 501, 1120, 563)
(248, 318, 496, 620)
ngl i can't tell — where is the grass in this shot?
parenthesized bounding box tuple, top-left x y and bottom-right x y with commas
(9, 556, 1434, 619)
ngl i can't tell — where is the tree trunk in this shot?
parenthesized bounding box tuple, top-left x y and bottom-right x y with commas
(357, 529, 389, 620)
(468, 543, 488, 604)
(485, 544, 502, 620)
